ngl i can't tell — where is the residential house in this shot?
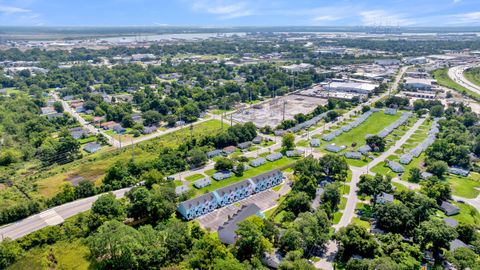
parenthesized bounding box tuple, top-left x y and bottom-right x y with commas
(222, 146, 237, 155)
(376, 192, 394, 204)
(213, 179, 255, 207)
(207, 149, 222, 159)
(237, 141, 252, 150)
(83, 142, 102, 153)
(212, 171, 232, 181)
(218, 204, 262, 244)
(175, 185, 190, 196)
(250, 157, 267, 168)
(440, 201, 460, 216)
(310, 139, 321, 147)
(266, 152, 283, 162)
(177, 192, 218, 220)
(249, 170, 283, 193)
(193, 177, 211, 189)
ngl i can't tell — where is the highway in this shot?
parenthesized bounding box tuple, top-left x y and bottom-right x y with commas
(0, 187, 131, 241)
(448, 65, 480, 96)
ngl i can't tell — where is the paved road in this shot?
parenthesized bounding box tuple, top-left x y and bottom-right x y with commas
(334, 117, 426, 230)
(448, 65, 480, 96)
(0, 188, 131, 241)
(0, 66, 410, 242)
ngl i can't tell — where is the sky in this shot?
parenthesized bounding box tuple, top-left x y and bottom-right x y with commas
(0, 0, 479, 27)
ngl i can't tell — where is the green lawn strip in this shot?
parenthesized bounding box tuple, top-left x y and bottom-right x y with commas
(393, 182, 409, 192)
(333, 212, 343, 224)
(433, 68, 480, 102)
(185, 174, 206, 182)
(324, 111, 401, 153)
(352, 217, 371, 229)
(448, 172, 480, 199)
(341, 183, 350, 195)
(191, 157, 297, 197)
(339, 197, 347, 210)
(465, 69, 480, 88)
(346, 158, 369, 167)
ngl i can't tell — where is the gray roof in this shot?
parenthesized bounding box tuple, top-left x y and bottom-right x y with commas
(358, 144, 372, 154)
(399, 154, 413, 165)
(384, 108, 397, 115)
(310, 139, 321, 146)
(178, 192, 216, 209)
(250, 169, 283, 185)
(388, 161, 405, 173)
(450, 239, 468, 252)
(207, 149, 222, 158)
(377, 192, 394, 203)
(212, 171, 232, 181)
(250, 157, 267, 167)
(266, 152, 283, 161)
(83, 142, 101, 153)
(345, 152, 362, 160)
(421, 171, 433, 180)
(215, 179, 253, 197)
(443, 217, 459, 228)
(325, 144, 344, 153)
(440, 201, 460, 216)
(193, 177, 211, 188)
(237, 141, 252, 149)
(218, 204, 261, 244)
(175, 185, 190, 195)
(448, 167, 470, 177)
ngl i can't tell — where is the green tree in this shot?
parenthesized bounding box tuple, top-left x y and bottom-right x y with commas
(445, 247, 479, 270)
(321, 182, 342, 213)
(0, 239, 24, 269)
(88, 221, 142, 269)
(415, 218, 458, 257)
(421, 176, 451, 201)
(366, 135, 386, 152)
(408, 168, 422, 183)
(426, 160, 448, 179)
(188, 148, 208, 168)
(88, 193, 125, 230)
(127, 187, 151, 221)
(430, 104, 444, 117)
(53, 101, 64, 112)
(214, 157, 233, 171)
(335, 224, 378, 260)
(282, 133, 295, 151)
(357, 174, 392, 208)
(234, 216, 272, 261)
(285, 191, 311, 215)
(318, 154, 348, 181)
(280, 229, 303, 253)
(185, 234, 234, 270)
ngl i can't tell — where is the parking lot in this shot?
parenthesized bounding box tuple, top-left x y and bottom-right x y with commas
(196, 189, 280, 231)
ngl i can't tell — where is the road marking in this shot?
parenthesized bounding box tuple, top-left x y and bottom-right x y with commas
(39, 210, 64, 226)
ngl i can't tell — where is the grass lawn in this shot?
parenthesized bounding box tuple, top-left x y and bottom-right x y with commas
(436, 202, 480, 226)
(465, 69, 480, 88)
(393, 182, 409, 192)
(185, 174, 205, 182)
(192, 157, 298, 197)
(333, 212, 343, 224)
(448, 172, 480, 199)
(433, 68, 480, 101)
(341, 184, 350, 195)
(324, 111, 401, 152)
(346, 158, 369, 168)
(339, 197, 347, 210)
(352, 217, 371, 229)
(36, 120, 225, 198)
(7, 240, 92, 270)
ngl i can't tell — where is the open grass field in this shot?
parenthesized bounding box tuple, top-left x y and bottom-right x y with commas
(448, 172, 480, 199)
(197, 156, 298, 197)
(36, 120, 225, 198)
(185, 173, 206, 182)
(324, 111, 401, 153)
(433, 68, 480, 101)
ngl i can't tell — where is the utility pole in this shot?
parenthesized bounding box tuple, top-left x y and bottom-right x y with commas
(282, 100, 286, 121)
(131, 138, 134, 162)
(230, 114, 233, 126)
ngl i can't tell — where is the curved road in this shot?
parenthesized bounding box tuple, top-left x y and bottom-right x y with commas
(448, 65, 480, 96)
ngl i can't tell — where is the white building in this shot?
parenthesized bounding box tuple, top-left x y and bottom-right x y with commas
(403, 78, 437, 91)
(324, 81, 379, 94)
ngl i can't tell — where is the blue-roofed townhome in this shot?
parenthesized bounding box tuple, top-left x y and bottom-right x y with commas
(177, 192, 218, 220)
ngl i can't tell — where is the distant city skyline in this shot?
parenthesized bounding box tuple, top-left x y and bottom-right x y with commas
(0, 0, 479, 27)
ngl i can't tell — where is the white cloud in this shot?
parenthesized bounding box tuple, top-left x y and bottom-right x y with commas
(359, 10, 416, 26)
(0, 5, 30, 14)
(190, 0, 254, 19)
(312, 15, 342, 22)
(446, 11, 480, 25)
